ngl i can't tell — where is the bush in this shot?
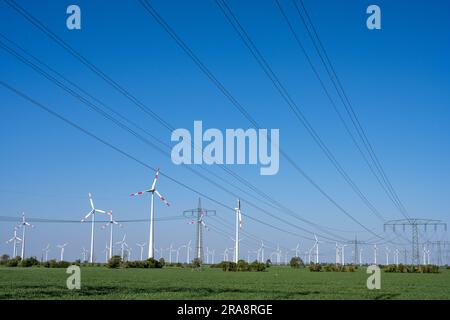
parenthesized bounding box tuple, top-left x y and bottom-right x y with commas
(147, 258, 163, 268)
(20, 257, 40, 267)
(107, 255, 122, 268)
(42, 260, 71, 268)
(0, 254, 10, 265)
(159, 258, 166, 267)
(290, 257, 304, 268)
(191, 258, 201, 268)
(383, 264, 440, 273)
(6, 257, 21, 267)
(308, 263, 322, 272)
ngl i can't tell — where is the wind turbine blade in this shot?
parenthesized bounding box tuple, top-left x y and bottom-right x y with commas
(88, 193, 94, 209)
(95, 209, 107, 214)
(151, 168, 160, 190)
(238, 211, 243, 228)
(81, 210, 94, 222)
(154, 190, 170, 206)
(130, 190, 150, 197)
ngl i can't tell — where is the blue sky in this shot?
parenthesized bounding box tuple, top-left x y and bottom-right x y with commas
(0, 0, 449, 263)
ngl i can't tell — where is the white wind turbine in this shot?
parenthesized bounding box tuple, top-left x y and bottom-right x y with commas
(116, 234, 127, 260)
(211, 249, 215, 264)
(313, 234, 321, 264)
(359, 248, 364, 266)
(167, 243, 175, 264)
(18, 212, 34, 259)
(81, 193, 107, 263)
(130, 169, 170, 259)
(57, 243, 68, 261)
(6, 226, 22, 258)
(136, 243, 146, 261)
(374, 244, 378, 264)
(259, 241, 265, 263)
(81, 247, 89, 262)
(102, 210, 122, 260)
(42, 244, 50, 262)
(102, 243, 110, 263)
(335, 243, 340, 265)
(341, 243, 348, 266)
(234, 198, 243, 263)
(185, 240, 192, 264)
(394, 248, 399, 266)
(292, 243, 300, 257)
(223, 248, 229, 261)
(385, 246, 390, 265)
(127, 247, 133, 261)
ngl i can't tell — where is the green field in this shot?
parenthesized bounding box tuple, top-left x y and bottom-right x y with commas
(1, 266, 450, 300)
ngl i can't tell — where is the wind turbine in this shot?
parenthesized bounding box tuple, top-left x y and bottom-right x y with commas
(102, 210, 122, 260)
(130, 168, 170, 259)
(211, 249, 215, 264)
(374, 244, 378, 264)
(81, 247, 89, 262)
(81, 193, 107, 263)
(341, 244, 348, 266)
(234, 198, 243, 263)
(136, 243, 146, 261)
(394, 248, 399, 266)
(259, 241, 265, 263)
(116, 234, 127, 260)
(57, 243, 68, 261)
(359, 248, 364, 266)
(185, 240, 192, 264)
(18, 212, 34, 259)
(6, 226, 22, 258)
(102, 243, 110, 263)
(313, 235, 320, 264)
(127, 247, 132, 261)
(292, 243, 300, 257)
(335, 243, 341, 265)
(385, 247, 390, 265)
(223, 248, 229, 261)
(42, 244, 50, 262)
(167, 243, 175, 264)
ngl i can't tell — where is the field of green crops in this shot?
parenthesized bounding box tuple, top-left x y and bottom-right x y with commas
(1, 266, 450, 300)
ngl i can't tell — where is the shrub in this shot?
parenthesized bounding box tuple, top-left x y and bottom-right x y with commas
(6, 257, 21, 267)
(159, 258, 166, 267)
(147, 258, 163, 268)
(191, 258, 201, 268)
(0, 254, 10, 265)
(290, 257, 304, 268)
(20, 257, 40, 267)
(308, 263, 322, 272)
(266, 259, 272, 267)
(107, 255, 122, 268)
(42, 260, 71, 268)
(249, 261, 266, 272)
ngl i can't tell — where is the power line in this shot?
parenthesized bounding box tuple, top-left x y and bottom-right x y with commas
(0, 3, 355, 242)
(292, 0, 411, 221)
(138, 0, 387, 241)
(0, 80, 356, 246)
(215, 0, 385, 223)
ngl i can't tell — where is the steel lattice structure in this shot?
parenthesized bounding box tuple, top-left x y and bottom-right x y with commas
(384, 219, 447, 265)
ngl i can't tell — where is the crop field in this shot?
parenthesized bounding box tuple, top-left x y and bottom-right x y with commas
(1, 266, 450, 300)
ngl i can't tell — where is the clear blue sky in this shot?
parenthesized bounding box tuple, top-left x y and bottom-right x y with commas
(0, 0, 449, 262)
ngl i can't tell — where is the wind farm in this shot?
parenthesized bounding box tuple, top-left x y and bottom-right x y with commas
(1, 0, 450, 302)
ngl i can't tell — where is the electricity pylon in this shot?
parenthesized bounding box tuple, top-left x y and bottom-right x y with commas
(183, 198, 215, 263)
(384, 219, 447, 265)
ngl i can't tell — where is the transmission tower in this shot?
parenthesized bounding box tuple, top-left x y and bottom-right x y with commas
(183, 198, 215, 263)
(384, 219, 447, 265)
(346, 235, 365, 265)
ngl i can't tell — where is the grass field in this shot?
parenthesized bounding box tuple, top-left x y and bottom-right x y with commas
(1, 266, 450, 300)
